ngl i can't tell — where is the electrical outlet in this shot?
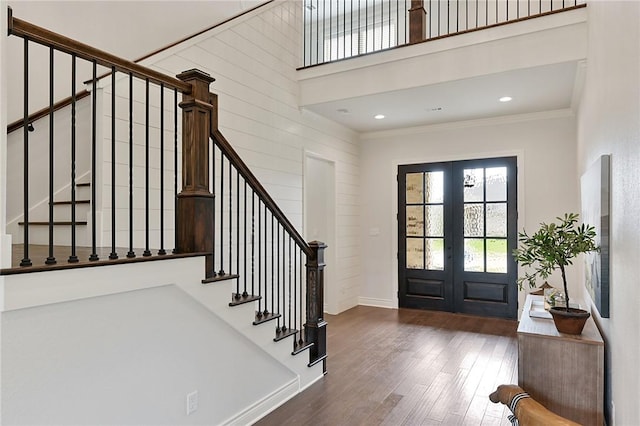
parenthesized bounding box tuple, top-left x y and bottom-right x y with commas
(186, 390, 198, 416)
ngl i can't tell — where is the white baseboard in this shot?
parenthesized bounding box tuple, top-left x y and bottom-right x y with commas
(358, 297, 397, 309)
(222, 377, 299, 426)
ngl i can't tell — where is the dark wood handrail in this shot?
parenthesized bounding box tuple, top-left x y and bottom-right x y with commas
(8, 13, 191, 94)
(7, 90, 90, 134)
(211, 127, 313, 258)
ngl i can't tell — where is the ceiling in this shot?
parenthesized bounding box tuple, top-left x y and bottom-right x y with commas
(303, 61, 581, 133)
(7, 0, 266, 62)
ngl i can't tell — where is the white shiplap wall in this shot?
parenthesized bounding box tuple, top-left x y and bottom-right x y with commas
(97, 1, 361, 313)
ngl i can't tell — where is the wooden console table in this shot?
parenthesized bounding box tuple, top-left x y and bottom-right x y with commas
(518, 295, 604, 426)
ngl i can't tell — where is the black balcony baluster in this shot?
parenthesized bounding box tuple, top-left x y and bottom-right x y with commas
(271, 214, 275, 316)
(46, 46, 56, 265)
(256, 193, 262, 316)
(237, 170, 243, 296)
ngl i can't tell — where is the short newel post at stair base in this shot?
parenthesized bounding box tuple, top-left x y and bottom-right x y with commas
(175, 69, 215, 278)
(305, 241, 328, 372)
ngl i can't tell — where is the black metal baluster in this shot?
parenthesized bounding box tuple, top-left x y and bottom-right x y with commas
(263, 205, 269, 317)
(429, 0, 432, 38)
(229, 157, 233, 273)
(447, 0, 450, 34)
(237, 170, 242, 295)
(288, 236, 292, 332)
(89, 60, 99, 261)
(257, 195, 262, 316)
(46, 46, 56, 265)
(143, 79, 151, 257)
(270, 214, 275, 316)
(299, 248, 305, 346)
(127, 73, 135, 258)
(329, 0, 332, 60)
(21, 38, 31, 267)
(173, 89, 178, 254)
(158, 83, 166, 256)
(396, 0, 399, 46)
(68, 53, 78, 264)
(438, 0, 441, 36)
(211, 142, 216, 275)
(109, 67, 118, 260)
(343, 0, 347, 55)
(276, 223, 281, 333)
(365, 0, 368, 52)
(316, 0, 320, 65)
(293, 241, 297, 338)
(242, 180, 248, 297)
(304, 0, 308, 66)
(219, 153, 225, 275)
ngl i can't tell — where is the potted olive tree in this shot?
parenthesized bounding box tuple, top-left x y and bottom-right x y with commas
(513, 213, 598, 334)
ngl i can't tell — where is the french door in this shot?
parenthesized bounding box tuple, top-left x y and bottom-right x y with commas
(398, 157, 518, 319)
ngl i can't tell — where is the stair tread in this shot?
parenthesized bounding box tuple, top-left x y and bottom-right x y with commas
(292, 339, 314, 355)
(274, 327, 298, 342)
(19, 221, 88, 225)
(201, 273, 239, 284)
(253, 311, 281, 325)
(229, 293, 261, 306)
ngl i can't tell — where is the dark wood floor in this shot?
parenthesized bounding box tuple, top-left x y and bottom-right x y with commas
(257, 306, 518, 426)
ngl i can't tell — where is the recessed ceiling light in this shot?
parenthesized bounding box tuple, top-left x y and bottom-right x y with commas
(499, 96, 513, 102)
(374, 114, 385, 120)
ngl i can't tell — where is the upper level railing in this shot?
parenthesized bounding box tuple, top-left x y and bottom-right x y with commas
(302, 0, 586, 67)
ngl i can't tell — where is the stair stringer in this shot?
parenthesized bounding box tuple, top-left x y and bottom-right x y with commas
(179, 280, 325, 394)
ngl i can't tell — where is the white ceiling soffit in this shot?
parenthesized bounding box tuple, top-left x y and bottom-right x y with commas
(7, 0, 267, 61)
(303, 61, 579, 133)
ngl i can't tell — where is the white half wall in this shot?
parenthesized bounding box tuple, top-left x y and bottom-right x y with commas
(577, 2, 640, 425)
(1, 282, 297, 425)
(359, 111, 579, 312)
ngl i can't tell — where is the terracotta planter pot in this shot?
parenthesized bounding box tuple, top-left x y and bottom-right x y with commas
(549, 307, 590, 335)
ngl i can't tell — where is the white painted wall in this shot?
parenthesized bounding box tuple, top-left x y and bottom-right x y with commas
(130, 1, 362, 313)
(359, 112, 579, 312)
(304, 153, 337, 314)
(577, 2, 640, 424)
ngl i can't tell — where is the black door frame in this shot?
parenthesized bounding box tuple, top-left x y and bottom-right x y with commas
(397, 156, 518, 319)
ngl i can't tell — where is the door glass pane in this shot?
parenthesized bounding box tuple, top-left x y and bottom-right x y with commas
(486, 239, 507, 273)
(406, 206, 424, 236)
(486, 167, 507, 202)
(406, 238, 424, 269)
(406, 173, 423, 204)
(425, 205, 443, 236)
(426, 238, 444, 270)
(464, 238, 484, 272)
(464, 204, 484, 237)
(463, 168, 484, 202)
(425, 171, 444, 203)
(486, 203, 507, 237)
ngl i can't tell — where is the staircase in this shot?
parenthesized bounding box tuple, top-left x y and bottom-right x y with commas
(2, 9, 327, 423)
(17, 181, 91, 247)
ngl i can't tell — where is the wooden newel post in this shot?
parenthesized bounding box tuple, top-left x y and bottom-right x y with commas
(175, 69, 216, 277)
(409, 0, 427, 44)
(305, 241, 328, 372)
